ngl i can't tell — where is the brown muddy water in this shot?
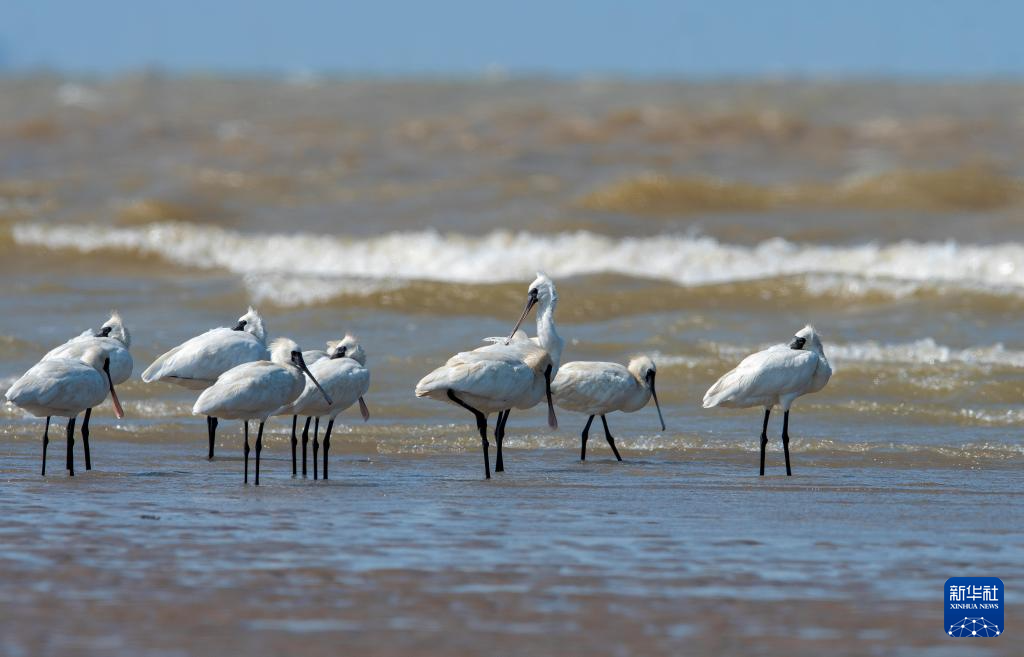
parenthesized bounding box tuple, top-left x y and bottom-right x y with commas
(1, 76, 1023, 656)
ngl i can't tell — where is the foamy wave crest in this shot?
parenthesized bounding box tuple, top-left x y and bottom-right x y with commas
(670, 339, 1024, 370)
(827, 339, 1024, 368)
(13, 222, 1024, 305)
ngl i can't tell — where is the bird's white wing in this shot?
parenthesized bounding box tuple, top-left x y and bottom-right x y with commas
(193, 362, 296, 416)
(6, 360, 104, 412)
(551, 362, 634, 413)
(288, 359, 370, 416)
(480, 330, 532, 345)
(45, 337, 134, 384)
(703, 345, 820, 409)
(143, 329, 267, 384)
(416, 352, 534, 402)
(303, 350, 329, 365)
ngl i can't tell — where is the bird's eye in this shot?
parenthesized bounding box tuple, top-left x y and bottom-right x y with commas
(529, 288, 538, 296)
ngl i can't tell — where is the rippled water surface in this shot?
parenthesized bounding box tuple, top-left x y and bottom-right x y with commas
(2, 77, 1024, 656)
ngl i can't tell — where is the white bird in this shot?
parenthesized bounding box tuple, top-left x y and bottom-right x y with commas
(703, 325, 832, 476)
(551, 356, 665, 461)
(142, 307, 269, 459)
(193, 337, 332, 485)
(278, 335, 370, 480)
(40, 311, 133, 470)
(416, 273, 562, 479)
(6, 346, 125, 476)
(278, 347, 331, 478)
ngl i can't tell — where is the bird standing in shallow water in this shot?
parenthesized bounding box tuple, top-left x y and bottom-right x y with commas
(278, 335, 370, 480)
(552, 356, 665, 461)
(415, 274, 562, 479)
(6, 347, 125, 476)
(703, 325, 832, 476)
(275, 345, 331, 477)
(193, 338, 332, 485)
(142, 307, 268, 459)
(40, 312, 132, 470)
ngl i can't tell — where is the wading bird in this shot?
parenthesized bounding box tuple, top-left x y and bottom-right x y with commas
(278, 346, 330, 477)
(142, 307, 268, 459)
(703, 325, 831, 476)
(6, 347, 125, 476)
(551, 355, 665, 461)
(41, 312, 132, 470)
(416, 274, 562, 479)
(278, 335, 370, 480)
(193, 338, 332, 485)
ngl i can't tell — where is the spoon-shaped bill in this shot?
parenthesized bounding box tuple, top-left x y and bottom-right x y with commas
(506, 291, 538, 344)
(105, 366, 125, 419)
(358, 396, 370, 422)
(303, 368, 333, 405)
(648, 371, 665, 431)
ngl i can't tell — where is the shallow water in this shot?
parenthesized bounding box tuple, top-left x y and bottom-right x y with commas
(2, 76, 1024, 655)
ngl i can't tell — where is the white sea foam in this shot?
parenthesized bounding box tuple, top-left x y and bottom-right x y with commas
(666, 339, 1024, 370)
(13, 222, 1024, 305)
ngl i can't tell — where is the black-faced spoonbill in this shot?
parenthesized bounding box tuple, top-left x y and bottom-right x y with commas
(703, 325, 832, 476)
(551, 356, 665, 461)
(193, 338, 332, 485)
(277, 346, 330, 478)
(41, 312, 132, 470)
(416, 274, 562, 479)
(142, 307, 268, 459)
(278, 335, 370, 480)
(5, 347, 125, 476)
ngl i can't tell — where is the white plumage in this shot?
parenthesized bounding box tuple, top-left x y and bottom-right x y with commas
(416, 345, 549, 414)
(142, 307, 268, 389)
(415, 273, 562, 479)
(275, 344, 334, 478)
(27, 312, 132, 472)
(142, 307, 269, 459)
(703, 325, 832, 476)
(281, 336, 369, 421)
(278, 335, 370, 480)
(552, 356, 665, 461)
(6, 346, 124, 476)
(193, 337, 332, 485)
(43, 311, 133, 385)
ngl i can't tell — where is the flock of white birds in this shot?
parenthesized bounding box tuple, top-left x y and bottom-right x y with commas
(4, 273, 832, 483)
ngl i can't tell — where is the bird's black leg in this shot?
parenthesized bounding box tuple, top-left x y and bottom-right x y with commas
(759, 408, 771, 476)
(243, 421, 250, 484)
(66, 416, 77, 477)
(447, 390, 490, 479)
(207, 416, 218, 460)
(41, 416, 51, 476)
(301, 417, 311, 477)
(323, 419, 334, 480)
(494, 409, 510, 472)
(313, 417, 320, 481)
(581, 415, 594, 461)
(782, 410, 793, 476)
(81, 407, 92, 471)
(255, 421, 264, 486)
(600, 415, 622, 461)
(290, 415, 298, 476)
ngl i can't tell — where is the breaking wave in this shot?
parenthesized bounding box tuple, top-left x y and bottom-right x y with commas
(12, 222, 1024, 306)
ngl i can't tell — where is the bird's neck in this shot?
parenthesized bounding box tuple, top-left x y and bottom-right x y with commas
(536, 301, 563, 371)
